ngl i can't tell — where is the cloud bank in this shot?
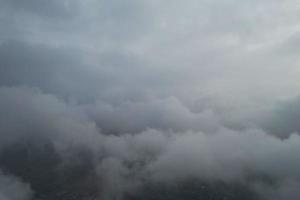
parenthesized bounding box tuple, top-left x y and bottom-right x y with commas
(1, 0, 300, 199)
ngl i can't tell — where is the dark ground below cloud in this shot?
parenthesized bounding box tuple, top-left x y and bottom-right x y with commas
(0, 140, 261, 200)
(126, 180, 259, 200)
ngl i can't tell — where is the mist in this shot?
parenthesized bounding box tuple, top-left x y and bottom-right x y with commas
(1, 0, 300, 199)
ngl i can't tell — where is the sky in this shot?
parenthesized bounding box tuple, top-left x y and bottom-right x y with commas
(0, 0, 300, 200)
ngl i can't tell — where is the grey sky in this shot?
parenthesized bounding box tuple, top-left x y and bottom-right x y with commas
(1, 0, 300, 199)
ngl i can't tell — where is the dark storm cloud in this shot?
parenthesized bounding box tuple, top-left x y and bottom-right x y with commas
(0, 86, 300, 200)
(1, 0, 300, 199)
(0, 40, 98, 99)
(87, 97, 220, 134)
(0, 0, 78, 18)
(0, 170, 32, 200)
(258, 96, 300, 138)
(0, 40, 168, 101)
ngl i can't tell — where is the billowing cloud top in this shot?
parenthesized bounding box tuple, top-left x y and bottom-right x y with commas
(1, 0, 300, 200)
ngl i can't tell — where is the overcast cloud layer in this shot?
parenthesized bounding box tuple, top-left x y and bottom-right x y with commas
(1, 0, 300, 200)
